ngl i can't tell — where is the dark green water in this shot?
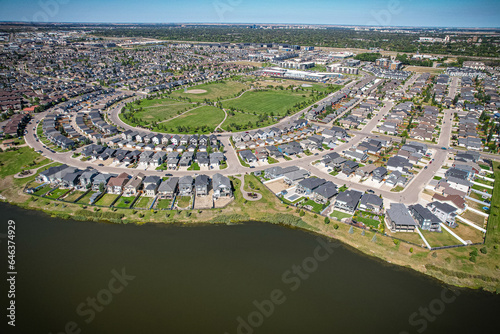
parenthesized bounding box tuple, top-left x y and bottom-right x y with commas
(0, 203, 499, 334)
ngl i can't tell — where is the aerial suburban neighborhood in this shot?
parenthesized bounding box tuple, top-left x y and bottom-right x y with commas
(1, 26, 498, 251)
(1, 0, 500, 332)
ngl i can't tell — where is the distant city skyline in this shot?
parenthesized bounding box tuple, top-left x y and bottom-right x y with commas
(0, 0, 499, 28)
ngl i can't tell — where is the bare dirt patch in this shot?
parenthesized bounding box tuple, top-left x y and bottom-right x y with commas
(185, 89, 207, 94)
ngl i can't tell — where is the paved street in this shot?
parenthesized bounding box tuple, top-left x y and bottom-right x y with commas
(22, 82, 498, 207)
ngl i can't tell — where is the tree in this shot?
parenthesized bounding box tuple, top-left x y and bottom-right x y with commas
(324, 217, 330, 224)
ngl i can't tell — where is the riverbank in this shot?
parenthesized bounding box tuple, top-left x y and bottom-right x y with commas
(2, 164, 500, 293)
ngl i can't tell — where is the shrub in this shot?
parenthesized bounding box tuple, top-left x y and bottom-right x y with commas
(470, 248, 478, 257)
(409, 247, 413, 253)
(314, 214, 318, 218)
(333, 223, 339, 229)
(393, 239, 400, 246)
(299, 210, 305, 217)
(469, 255, 477, 263)
(480, 247, 488, 254)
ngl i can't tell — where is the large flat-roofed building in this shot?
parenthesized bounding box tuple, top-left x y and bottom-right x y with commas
(327, 63, 359, 75)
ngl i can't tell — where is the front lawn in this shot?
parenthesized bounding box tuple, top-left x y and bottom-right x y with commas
(187, 162, 200, 170)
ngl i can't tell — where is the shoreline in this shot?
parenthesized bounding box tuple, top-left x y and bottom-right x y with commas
(2, 196, 499, 294)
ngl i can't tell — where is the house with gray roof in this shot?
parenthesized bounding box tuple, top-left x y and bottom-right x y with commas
(212, 173, 232, 199)
(194, 175, 211, 196)
(143, 175, 161, 197)
(158, 177, 179, 199)
(297, 177, 327, 195)
(409, 204, 441, 232)
(385, 203, 416, 232)
(312, 181, 338, 204)
(178, 175, 194, 196)
(334, 189, 362, 213)
(359, 193, 383, 214)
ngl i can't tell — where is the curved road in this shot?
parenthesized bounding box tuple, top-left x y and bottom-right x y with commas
(23, 83, 498, 206)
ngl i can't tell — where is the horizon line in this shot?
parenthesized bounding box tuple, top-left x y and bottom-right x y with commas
(1, 21, 499, 30)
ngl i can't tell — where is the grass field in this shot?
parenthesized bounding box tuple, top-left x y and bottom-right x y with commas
(170, 80, 249, 102)
(0, 145, 47, 178)
(159, 106, 225, 134)
(114, 195, 136, 208)
(404, 66, 444, 74)
(222, 90, 310, 117)
(223, 111, 275, 132)
(128, 99, 194, 122)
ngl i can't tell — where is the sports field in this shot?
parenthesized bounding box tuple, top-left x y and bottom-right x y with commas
(120, 99, 194, 125)
(158, 106, 225, 134)
(222, 90, 311, 117)
(170, 80, 249, 102)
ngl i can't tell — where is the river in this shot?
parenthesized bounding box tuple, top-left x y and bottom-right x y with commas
(0, 203, 499, 334)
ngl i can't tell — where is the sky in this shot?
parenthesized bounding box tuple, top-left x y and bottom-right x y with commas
(0, 0, 499, 28)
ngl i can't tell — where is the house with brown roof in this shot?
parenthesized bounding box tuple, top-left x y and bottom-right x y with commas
(107, 172, 130, 194)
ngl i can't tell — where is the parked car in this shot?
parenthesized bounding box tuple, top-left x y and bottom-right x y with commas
(366, 189, 375, 194)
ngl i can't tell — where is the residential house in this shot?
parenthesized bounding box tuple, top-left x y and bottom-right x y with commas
(212, 173, 232, 199)
(385, 203, 416, 232)
(334, 189, 363, 213)
(137, 176, 158, 197)
(359, 193, 383, 214)
(195, 175, 211, 196)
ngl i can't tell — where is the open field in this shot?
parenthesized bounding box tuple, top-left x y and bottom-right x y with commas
(222, 89, 312, 117)
(121, 99, 194, 125)
(158, 106, 225, 133)
(222, 111, 275, 132)
(0, 144, 49, 178)
(170, 80, 249, 102)
(404, 66, 444, 74)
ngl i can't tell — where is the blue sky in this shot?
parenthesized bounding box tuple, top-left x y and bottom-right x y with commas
(0, 0, 499, 27)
